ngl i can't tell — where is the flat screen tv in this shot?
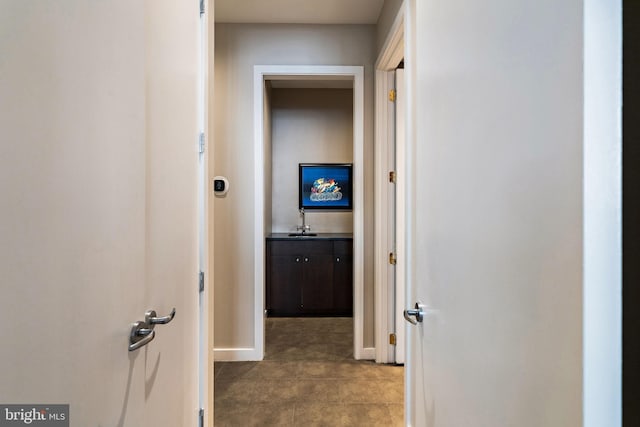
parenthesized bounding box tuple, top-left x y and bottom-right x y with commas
(299, 163, 353, 210)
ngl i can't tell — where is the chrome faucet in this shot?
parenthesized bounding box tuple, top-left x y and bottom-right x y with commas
(296, 208, 311, 234)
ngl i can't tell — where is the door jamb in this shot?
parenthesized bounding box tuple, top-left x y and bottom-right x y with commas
(201, 1, 214, 426)
(201, 0, 215, 427)
(374, 4, 405, 364)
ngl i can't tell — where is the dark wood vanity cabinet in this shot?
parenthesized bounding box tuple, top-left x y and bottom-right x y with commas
(331, 240, 353, 314)
(266, 235, 353, 316)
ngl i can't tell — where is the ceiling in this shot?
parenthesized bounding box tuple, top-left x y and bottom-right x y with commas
(215, 0, 385, 25)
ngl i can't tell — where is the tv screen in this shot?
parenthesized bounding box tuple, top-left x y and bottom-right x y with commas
(299, 163, 353, 210)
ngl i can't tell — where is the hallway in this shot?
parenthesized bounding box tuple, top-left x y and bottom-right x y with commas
(214, 317, 404, 426)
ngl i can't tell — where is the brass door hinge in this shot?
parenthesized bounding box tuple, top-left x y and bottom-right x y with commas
(389, 89, 396, 102)
(389, 333, 397, 345)
(389, 171, 396, 183)
(389, 252, 397, 265)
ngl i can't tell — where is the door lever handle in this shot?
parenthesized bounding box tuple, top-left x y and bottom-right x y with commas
(129, 321, 156, 351)
(403, 302, 426, 325)
(128, 308, 175, 352)
(145, 308, 176, 325)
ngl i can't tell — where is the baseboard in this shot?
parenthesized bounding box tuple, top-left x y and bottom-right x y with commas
(359, 347, 376, 360)
(214, 347, 263, 362)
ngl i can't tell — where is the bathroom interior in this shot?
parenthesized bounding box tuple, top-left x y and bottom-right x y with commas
(264, 81, 355, 331)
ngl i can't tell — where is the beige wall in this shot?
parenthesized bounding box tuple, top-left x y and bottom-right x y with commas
(213, 24, 376, 351)
(271, 88, 354, 233)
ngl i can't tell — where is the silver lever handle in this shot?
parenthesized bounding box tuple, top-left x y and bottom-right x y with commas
(129, 321, 156, 351)
(403, 302, 426, 325)
(145, 308, 176, 325)
(128, 308, 176, 352)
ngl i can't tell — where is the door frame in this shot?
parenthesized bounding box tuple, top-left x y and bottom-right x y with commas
(253, 65, 367, 360)
(374, 4, 405, 364)
(201, 1, 214, 426)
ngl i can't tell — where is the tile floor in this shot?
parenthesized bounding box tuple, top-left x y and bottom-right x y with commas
(214, 317, 404, 426)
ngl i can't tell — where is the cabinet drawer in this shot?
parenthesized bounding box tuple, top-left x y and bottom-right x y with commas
(268, 240, 333, 256)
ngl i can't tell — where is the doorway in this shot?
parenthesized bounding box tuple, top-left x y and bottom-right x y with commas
(253, 66, 367, 361)
(264, 83, 354, 356)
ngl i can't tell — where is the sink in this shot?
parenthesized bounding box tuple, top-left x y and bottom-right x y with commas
(288, 233, 318, 237)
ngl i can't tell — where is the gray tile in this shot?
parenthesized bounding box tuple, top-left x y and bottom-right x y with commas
(214, 402, 295, 427)
(214, 317, 405, 425)
(251, 380, 300, 403)
(214, 361, 258, 380)
(387, 403, 405, 426)
(335, 361, 404, 380)
(298, 361, 347, 379)
(338, 380, 403, 404)
(294, 403, 394, 427)
(214, 379, 256, 405)
(241, 361, 301, 379)
(295, 379, 344, 403)
(214, 362, 224, 379)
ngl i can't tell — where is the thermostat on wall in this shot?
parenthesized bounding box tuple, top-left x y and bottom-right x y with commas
(213, 176, 229, 196)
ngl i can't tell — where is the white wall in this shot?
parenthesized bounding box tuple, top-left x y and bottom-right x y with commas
(213, 24, 376, 351)
(271, 88, 354, 233)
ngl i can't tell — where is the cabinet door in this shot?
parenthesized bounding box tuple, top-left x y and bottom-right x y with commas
(301, 254, 334, 313)
(268, 254, 303, 316)
(333, 241, 353, 315)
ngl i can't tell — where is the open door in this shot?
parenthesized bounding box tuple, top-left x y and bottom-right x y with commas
(403, 0, 620, 426)
(0, 1, 202, 425)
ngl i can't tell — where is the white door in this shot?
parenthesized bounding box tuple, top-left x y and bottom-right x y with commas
(0, 1, 200, 426)
(404, 0, 586, 425)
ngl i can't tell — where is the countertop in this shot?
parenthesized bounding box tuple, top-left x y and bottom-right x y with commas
(267, 232, 353, 241)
